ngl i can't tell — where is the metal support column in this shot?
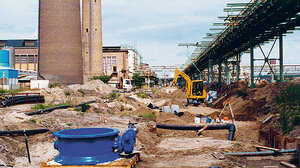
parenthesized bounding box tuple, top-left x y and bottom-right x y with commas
(279, 32, 284, 82)
(237, 53, 241, 82)
(218, 59, 222, 88)
(208, 59, 214, 83)
(250, 35, 255, 88)
(225, 59, 230, 85)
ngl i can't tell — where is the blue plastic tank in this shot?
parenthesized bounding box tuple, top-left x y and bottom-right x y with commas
(0, 50, 9, 68)
(53, 128, 120, 165)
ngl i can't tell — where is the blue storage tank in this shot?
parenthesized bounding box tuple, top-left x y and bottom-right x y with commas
(0, 50, 9, 68)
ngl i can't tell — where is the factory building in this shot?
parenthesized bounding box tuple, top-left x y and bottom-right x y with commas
(0, 50, 19, 90)
(82, 0, 104, 83)
(39, 0, 83, 85)
(0, 40, 38, 72)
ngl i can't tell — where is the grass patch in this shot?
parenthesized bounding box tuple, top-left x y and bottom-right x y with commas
(49, 82, 60, 88)
(66, 123, 73, 126)
(101, 92, 118, 99)
(136, 92, 149, 99)
(151, 89, 157, 94)
(29, 119, 36, 123)
(276, 84, 300, 135)
(65, 91, 71, 96)
(32, 103, 73, 110)
(139, 112, 156, 121)
(0, 88, 20, 94)
(78, 89, 85, 97)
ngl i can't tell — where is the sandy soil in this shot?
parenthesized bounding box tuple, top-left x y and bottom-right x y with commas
(0, 86, 297, 168)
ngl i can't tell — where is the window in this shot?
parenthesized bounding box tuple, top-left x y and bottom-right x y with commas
(0, 78, 8, 85)
(103, 57, 106, 71)
(15, 55, 20, 63)
(28, 55, 35, 63)
(107, 57, 111, 70)
(112, 56, 116, 65)
(21, 55, 27, 63)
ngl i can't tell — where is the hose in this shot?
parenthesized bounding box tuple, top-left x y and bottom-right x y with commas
(77, 100, 97, 107)
(0, 129, 49, 136)
(25, 105, 71, 116)
(156, 123, 236, 141)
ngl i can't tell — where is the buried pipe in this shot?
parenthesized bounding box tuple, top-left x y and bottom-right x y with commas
(25, 105, 71, 116)
(224, 149, 297, 156)
(156, 123, 236, 141)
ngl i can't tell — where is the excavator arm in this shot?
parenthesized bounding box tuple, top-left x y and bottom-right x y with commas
(173, 68, 192, 97)
(173, 68, 192, 84)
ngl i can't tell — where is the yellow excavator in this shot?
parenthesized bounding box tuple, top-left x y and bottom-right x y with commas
(173, 68, 207, 104)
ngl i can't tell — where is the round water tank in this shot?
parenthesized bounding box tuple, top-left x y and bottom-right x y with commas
(39, 0, 83, 84)
(2, 46, 15, 69)
(0, 50, 10, 68)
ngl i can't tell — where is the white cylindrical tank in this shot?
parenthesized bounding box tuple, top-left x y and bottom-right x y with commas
(2, 46, 15, 69)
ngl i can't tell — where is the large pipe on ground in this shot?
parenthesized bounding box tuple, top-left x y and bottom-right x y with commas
(156, 123, 236, 141)
(0, 129, 49, 136)
(26, 105, 71, 116)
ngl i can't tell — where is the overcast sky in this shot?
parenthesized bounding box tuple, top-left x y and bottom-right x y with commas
(0, 0, 299, 67)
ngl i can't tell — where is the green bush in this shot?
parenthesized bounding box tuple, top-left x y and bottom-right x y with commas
(90, 75, 111, 83)
(276, 84, 300, 134)
(0, 88, 8, 94)
(49, 82, 60, 88)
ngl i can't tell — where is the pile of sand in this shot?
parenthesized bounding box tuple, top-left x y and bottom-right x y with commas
(68, 80, 114, 95)
(153, 88, 186, 99)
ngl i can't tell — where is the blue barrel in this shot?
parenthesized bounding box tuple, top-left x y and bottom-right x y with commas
(0, 50, 9, 67)
(53, 128, 120, 165)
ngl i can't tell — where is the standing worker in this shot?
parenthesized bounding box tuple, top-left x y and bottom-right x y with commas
(207, 93, 213, 107)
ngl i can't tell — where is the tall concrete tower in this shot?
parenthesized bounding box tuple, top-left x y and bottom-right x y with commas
(82, 0, 104, 83)
(39, 0, 83, 85)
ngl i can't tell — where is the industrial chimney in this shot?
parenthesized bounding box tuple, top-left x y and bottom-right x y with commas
(39, 0, 83, 85)
(82, 0, 104, 83)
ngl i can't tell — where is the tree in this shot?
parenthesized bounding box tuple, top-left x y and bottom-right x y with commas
(132, 73, 144, 88)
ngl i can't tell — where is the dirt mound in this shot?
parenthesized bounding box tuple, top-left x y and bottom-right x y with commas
(68, 80, 114, 95)
(157, 111, 195, 125)
(136, 122, 161, 154)
(153, 88, 186, 99)
(291, 77, 300, 84)
(213, 82, 287, 121)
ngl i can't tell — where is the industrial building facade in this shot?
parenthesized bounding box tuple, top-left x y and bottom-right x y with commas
(0, 40, 38, 72)
(0, 40, 139, 87)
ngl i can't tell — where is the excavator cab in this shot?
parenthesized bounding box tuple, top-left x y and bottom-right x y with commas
(192, 80, 204, 96)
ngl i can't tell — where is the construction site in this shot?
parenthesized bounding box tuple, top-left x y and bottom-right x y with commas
(0, 0, 300, 168)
